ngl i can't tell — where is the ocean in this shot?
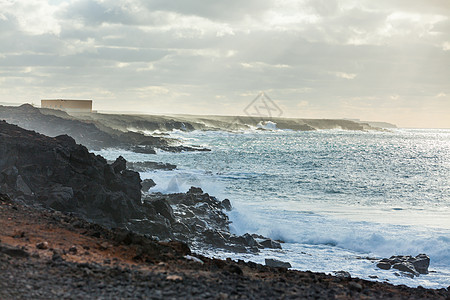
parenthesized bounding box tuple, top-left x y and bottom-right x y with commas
(95, 128, 450, 288)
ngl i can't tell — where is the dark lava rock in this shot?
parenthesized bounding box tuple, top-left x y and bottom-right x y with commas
(260, 239, 282, 249)
(111, 156, 127, 173)
(334, 271, 351, 278)
(265, 259, 292, 268)
(0, 245, 29, 258)
(376, 261, 391, 270)
(127, 161, 177, 172)
(220, 199, 232, 211)
(392, 262, 419, 276)
(409, 254, 430, 274)
(0, 120, 144, 229)
(141, 179, 156, 193)
(187, 187, 203, 194)
(145, 188, 281, 253)
(146, 198, 176, 224)
(376, 254, 430, 276)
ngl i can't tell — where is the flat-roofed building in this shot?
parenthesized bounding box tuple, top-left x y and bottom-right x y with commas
(41, 99, 92, 113)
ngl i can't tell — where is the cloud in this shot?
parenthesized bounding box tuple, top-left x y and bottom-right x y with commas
(334, 72, 357, 79)
(0, 0, 449, 127)
(141, 0, 274, 21)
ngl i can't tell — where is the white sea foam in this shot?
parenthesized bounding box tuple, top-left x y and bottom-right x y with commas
(257, 121, 277, 130)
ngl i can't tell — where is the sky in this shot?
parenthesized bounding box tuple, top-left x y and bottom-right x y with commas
(0, 0, 449, 128)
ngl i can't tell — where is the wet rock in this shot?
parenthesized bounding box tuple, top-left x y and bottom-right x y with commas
(376, 261, 391, 270)
(392, 262, 419, 276)
(188, 186, 203, 194)
(260, 239, 282, 249)
(334, 271, 351, 278)
(376, 254, 430, 276)
(220, 199, 232, 211)
(409, 254, 430, 274)
(265, 259, 292, 268)
(141, 179, 156, 193)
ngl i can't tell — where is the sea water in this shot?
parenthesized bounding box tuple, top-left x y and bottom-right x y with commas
(95, 128, 450, 288)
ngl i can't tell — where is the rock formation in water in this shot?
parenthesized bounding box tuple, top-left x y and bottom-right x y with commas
(376, 254, 430, 277)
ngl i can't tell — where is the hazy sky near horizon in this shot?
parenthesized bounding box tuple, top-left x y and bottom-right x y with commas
(0, 0, 449, 128)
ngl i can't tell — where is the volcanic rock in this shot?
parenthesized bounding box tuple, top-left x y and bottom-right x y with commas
(265, 258, 292, 268)
(376, 254, 430, 276)
(141, 179, 156, 192)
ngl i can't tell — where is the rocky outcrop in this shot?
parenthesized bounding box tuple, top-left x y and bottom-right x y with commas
(376, 254, 430, 277)
(0, 120, 279, 253)
(139, 187, 282, 253)
(0, 120, 145, 228)
(0, 105, 209, 153)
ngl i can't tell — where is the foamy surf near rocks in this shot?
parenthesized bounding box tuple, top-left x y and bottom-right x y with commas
(146, 187, 283, 253)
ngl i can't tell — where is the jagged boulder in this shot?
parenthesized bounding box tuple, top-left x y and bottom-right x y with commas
(376, 254, 430, 276)
(0, 120, 145, 229)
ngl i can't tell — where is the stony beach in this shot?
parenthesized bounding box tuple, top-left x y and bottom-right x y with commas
(1, 195, 449, 299)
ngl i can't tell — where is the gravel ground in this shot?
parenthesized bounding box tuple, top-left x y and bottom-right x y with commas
(1, 196, 449, 299)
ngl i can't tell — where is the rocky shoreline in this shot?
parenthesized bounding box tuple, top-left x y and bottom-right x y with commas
(0, 120, 280, 253)
(0, 110, 448, 298)
(1, 194, 448, 299)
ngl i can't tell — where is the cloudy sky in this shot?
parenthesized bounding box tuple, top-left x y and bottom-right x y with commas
(1, 0, 449, 128)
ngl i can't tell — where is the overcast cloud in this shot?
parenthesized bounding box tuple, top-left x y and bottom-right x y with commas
(0, 0, 449, 127)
